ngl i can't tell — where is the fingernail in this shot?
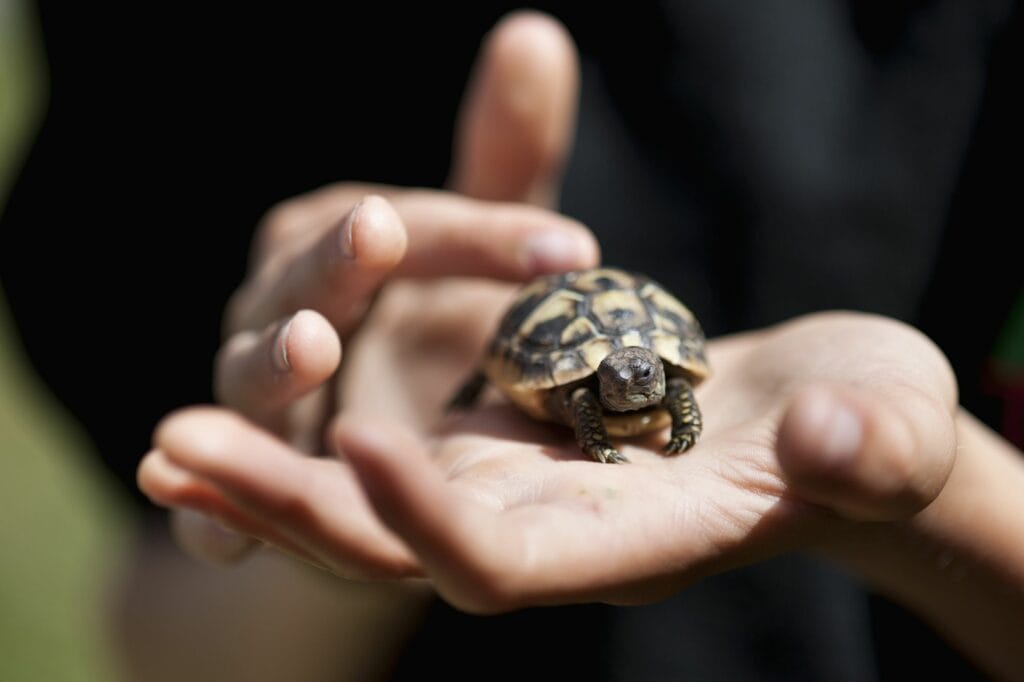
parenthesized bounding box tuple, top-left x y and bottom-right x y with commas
(809, 394, 863, 465)
(338, 202, 363, 260)
(272, 317, 293, 372)
(523, 230, 586, 274)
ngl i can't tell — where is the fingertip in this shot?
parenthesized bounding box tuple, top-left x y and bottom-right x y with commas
(776, 386, 884, 519)
(452, 10, 579, 204)
(486, 10, 579, 173)
(137, 448, 235, 523)
(578, 227, 601, 268)
(777, 385, 945, 521)
(777, 387, 864, 476)
(491, 8, 573, 42)
(346, 195, 408, 271)
(485, 10, 578, 99)
(513, 206, 600, 274)
(154, 406, 248, 470)
(282, 309, 342, 381)
(526, 212, 603, 270)
(137, 449, 189, 503)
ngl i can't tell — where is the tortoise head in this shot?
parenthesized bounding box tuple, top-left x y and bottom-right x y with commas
(596, 347, 666, 412)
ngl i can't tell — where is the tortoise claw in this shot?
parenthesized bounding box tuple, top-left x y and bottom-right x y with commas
(664, 434, 697, 455)
(594, 447, 629, 464)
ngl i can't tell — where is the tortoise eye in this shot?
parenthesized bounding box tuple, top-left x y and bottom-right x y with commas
(636, 364, 653, 383)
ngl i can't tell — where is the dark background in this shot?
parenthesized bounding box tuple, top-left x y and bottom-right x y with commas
(2, 2, 1020, 680)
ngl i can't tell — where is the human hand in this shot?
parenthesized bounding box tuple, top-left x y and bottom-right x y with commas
(140, 11, 589, 565)
(143, 307, 958, 608)
(140, 12, 958, 601)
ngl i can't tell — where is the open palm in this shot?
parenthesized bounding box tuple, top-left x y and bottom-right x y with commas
(343, 293, 956, 610)
(145, 282, 956, 612)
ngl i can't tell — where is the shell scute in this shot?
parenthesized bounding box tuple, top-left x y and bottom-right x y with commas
(484, 268, 709, 423)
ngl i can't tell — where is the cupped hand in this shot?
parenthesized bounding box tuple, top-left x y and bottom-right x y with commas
(140, 11, 586, 564)
(143, 304, 958, 610)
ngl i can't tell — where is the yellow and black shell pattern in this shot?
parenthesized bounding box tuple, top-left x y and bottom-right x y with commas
(484, 267, 709, 426)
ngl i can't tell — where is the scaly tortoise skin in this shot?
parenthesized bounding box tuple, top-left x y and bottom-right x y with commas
(451, 267, 709, 463)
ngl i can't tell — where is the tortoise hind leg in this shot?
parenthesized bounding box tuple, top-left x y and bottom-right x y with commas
(570, 387, 627, 463)
(664, 377, 702, 454)
(446, 371, 487, 412)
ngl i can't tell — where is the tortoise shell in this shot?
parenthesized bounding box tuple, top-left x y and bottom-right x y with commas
(484, 267, 709, 435)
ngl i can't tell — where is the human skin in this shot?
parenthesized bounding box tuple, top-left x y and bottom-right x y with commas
(143, 286, 1024, 680)
(137, 12, 1024, 681)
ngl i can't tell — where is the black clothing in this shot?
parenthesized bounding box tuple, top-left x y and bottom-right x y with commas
(3, 2, 1019, 680)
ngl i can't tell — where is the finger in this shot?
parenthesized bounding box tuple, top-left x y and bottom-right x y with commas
(227, 194, 407, 333)
(337, 417, 723, 611)
(215, 309, 341, 422)
(252, 182, 381, 266)
(335, 417, 520, 611)
(154, 407, 421, 579)
(138, 449, 318, 565)
(449, 10, 580, 206)
(776, 383, 957, 521)
(255, 180, 597, 271)
(391, 192, 598, 277)
(230, 191, 599, 332)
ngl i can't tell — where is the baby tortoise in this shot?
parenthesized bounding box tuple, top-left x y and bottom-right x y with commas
(450, 267, 709, 463)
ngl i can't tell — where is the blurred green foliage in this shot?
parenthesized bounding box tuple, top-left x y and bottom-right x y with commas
(993, 294, 1024, 367)
(0, 0, 44, 202)
(1, 3, 133, 680)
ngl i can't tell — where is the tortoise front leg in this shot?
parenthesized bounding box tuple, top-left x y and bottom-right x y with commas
(664, 377, 702, 454)
(446, 370, 487, 412)
(570, 387, 628, 463)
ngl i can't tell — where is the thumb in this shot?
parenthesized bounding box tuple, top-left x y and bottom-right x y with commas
(775, 384, 956, 522)
(448, 11, 580, 207)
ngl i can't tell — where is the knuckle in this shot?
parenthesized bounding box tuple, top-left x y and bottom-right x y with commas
(212, 332, 258, 407)
(223, 284, 256, 334)
(258, 201, 305, 248)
